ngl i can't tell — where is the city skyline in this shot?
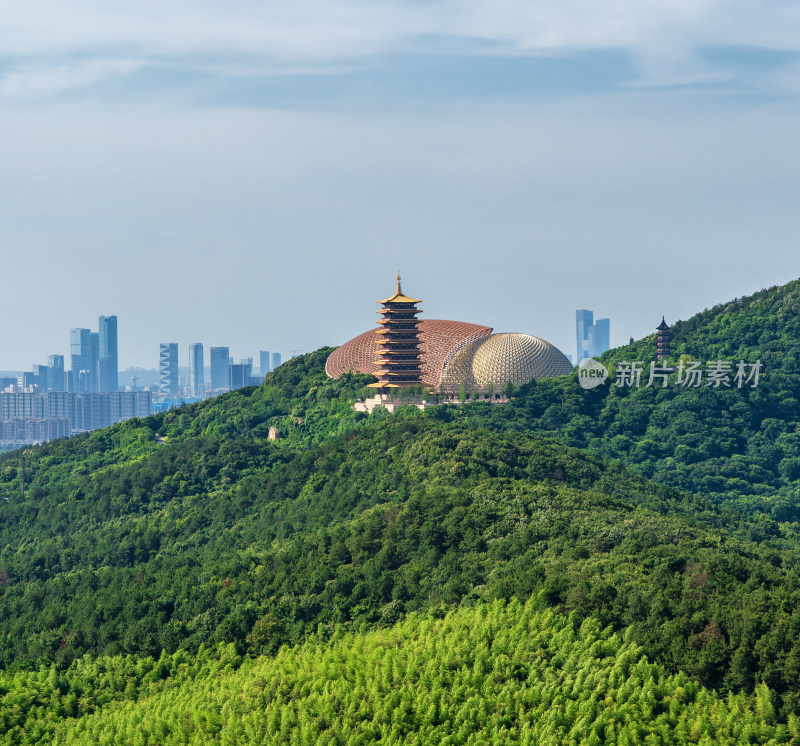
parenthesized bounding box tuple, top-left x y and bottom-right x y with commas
(3, 314, 286, 385)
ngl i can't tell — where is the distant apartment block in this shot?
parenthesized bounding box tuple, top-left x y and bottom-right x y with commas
(260, 350, 271, 375)
(0, 391, 152, 444)
(0, 418, 71, 444)
(271, 352, 282, 370)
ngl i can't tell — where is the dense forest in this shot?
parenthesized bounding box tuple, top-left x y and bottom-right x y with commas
(2, 278, 800, 740)
(4, 600, 795, 745)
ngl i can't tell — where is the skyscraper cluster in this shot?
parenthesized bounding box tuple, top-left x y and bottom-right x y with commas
(575, 310, 611, 362)
(0, 314, 150, 446)
(4, 315, 119, 394)
(1, 318, 285, 444)
(69, 315, 118, 392)
(158, 344, 282, 396)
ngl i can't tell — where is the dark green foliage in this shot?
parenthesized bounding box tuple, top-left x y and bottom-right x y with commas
(3, 280, 800, 732)
(444, 279, 800, 518)
(4, 403, 800, 714)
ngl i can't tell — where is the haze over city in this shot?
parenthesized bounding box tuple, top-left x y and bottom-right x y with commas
(2, 0, 800, 369)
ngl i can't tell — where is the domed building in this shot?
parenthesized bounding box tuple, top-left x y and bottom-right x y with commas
(327, 277, 574, 402)
(439, 333, 574, 393)
(325, 319, 493, 390)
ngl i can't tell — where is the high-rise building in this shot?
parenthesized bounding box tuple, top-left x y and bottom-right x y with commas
(575, 310, 593, 363)
(229, 361, 253, 390)
(260, 350, 271, 375)
(90, 333, 100, 390)
(271, 352, 282, 371)
(48, 354, 66, 391)
(576, 310, 611, 361)
(210, 347, 230, 391)
(70, 328, 93, 392)
(98, 315, 118, 392)
(591, 318, 610, 357)
(159, 343, 179, 394)
(31, 366, 49, 390)
(189, 343, 204, 396)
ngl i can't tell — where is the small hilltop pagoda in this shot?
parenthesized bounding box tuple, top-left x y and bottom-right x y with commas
(368, 275, 424, 391)
(656, 317, 671, 361)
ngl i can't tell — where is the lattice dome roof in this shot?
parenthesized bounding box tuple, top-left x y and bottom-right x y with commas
(439, 333, 574, 391)
(325, 320, 492, 389)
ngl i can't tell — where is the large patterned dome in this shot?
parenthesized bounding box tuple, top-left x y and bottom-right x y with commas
(439, 333, 574, 391)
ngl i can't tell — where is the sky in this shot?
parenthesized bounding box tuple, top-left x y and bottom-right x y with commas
(1, 0, 800, 370)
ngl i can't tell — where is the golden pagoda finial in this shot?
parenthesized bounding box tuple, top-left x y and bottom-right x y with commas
(397, 272, 402, 294)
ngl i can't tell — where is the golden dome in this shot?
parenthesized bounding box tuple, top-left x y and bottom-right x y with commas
(440, 333, 573, 391)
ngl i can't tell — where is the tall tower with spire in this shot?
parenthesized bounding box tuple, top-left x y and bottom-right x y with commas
(368, 275, 424, 390)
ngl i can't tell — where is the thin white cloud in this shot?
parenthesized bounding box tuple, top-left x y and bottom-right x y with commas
(0, 59, 141, 101)
(0, 0, 799, 59)
(0, 0, 799, 98)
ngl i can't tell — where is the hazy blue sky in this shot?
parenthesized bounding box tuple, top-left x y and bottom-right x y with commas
(2, 0, 799, 369)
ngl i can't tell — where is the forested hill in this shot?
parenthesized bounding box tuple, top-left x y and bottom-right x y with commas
(3, 279, 800, 736)
(446, 278, 800, 517)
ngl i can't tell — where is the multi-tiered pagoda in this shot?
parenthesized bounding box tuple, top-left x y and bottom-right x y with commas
(656, 317, 671, 361)
(368, 276, 423, 390)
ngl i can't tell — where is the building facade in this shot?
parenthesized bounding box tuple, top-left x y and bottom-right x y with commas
(98, 315, 118, 392)
(47, 354, 66, 391)
(210, 347, 230, 391)
(70, 328, 95, 392)
(159, 343, 179, 395)
(229, 362, 252, 390)
(189, 343, 204, 396)
(0, 390, 153, 443)
(576, 310, 610, 361)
